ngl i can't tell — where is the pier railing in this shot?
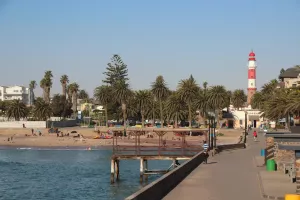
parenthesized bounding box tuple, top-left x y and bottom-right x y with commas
(106, 127, 208, 157)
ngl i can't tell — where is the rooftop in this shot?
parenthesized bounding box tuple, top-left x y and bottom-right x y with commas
(279, 67, 300, 78)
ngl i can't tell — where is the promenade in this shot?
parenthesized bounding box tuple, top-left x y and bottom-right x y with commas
(163, 134, 264, 200)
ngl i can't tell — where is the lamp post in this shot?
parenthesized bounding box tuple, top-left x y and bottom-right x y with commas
(244, 111, 248, 143)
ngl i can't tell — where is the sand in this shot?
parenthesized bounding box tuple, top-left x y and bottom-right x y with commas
(0, 127, 243, 148)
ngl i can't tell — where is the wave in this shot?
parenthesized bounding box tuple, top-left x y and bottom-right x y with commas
(0, 160, 26, 167)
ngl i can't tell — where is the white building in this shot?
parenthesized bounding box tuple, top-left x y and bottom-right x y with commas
(0, 86, 29, 105)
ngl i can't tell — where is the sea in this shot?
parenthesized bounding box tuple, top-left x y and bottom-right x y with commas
(0, 148, 173, 200)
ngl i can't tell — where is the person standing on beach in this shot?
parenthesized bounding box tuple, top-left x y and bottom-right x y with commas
(202, 141, 209, 164)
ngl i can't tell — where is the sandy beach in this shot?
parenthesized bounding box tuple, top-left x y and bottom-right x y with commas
(0, 127, 243, 148)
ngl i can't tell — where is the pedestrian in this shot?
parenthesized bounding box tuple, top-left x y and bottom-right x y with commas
(253, 130, 258, 141)
(202, 141, 209, 164)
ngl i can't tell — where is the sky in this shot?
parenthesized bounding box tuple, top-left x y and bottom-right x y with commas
(0, 0, 299, 96)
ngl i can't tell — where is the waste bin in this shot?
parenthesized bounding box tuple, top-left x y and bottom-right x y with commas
(266, 159, 276, 171)
(260, 149, 265, 156)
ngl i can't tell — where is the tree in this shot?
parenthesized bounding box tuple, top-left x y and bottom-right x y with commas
(165, 91, 187, 127)
(40, 71, 53, 103)
(6, 99, 28, 121)
(113, 80, 132, 128)
(60, 75, 69, 98)
(68, 83, 79, 113)
(193, 89, 211, 123)
(278, 68, 285, 80)
(207, 85, 228, 126)
(29, 80, 37, 106)
(51, 94, 73, 118)
(232, 89, 247, 110)
(78, 89, 89, 100)
(0, 100, 9, 116)
(251, 92, 264, 109)
(32, 98, 52, 121)
(103, 54, 129, 85)
(94, 85, 112, 127)
(177, 75, 199, 128)
(151, 75, 169, 125)
(135, 90, 152, 127)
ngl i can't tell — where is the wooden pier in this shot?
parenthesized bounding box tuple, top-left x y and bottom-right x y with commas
(103, 128, 210, 184)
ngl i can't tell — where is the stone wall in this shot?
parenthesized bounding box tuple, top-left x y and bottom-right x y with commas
(0, 121, 46, 128)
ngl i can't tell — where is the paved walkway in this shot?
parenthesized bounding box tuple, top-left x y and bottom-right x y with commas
(164, 134, 264, 200)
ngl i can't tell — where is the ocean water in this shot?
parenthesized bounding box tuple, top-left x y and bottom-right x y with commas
(0, 149, 172, 200)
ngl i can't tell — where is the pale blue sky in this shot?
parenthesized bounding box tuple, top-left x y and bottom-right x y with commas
(0, 0, 299, 96)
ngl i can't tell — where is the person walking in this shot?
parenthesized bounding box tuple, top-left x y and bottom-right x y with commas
(202, 141, 209, 164)
(253, 130, 258, 141)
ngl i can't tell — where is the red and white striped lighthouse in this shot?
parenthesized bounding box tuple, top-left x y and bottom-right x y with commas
(247, 50, 257, 105)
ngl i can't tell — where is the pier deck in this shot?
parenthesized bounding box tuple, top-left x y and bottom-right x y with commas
(163, 137, 263, 200)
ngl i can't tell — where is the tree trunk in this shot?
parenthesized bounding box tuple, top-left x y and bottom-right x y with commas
(141, 109, 145, 128)
(42, 88, 46, 102)
(152, 100, 155, 126)
(46, 87, 51, 104)
(105, 104, 108, 127)
(188, 103, 192, 128)
(175, 112, 178, 128)
(72, 92, 77, 113)
(121, 101, 127, 128)
(159, 99, 163, 126)
(62, 84, 67, 98)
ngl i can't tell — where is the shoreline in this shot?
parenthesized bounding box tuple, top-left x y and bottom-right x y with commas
(0, 145, 112, 150)
(0, 127, 243, 150)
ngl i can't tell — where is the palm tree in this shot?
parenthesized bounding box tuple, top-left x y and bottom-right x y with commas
(151, 75, 169, 126)
(193, 89, 211, 123)
(135, 90, 152, 127)
(67, 85, 72, 103)
(29, 80, 37, 106)
(251, 92, 264, 109)
(40, 71, 53, 103)
(177, 75, 199, 128)
(33, 98, 52, 121)
(60, 75, 69, 98)
(165, 91, 186, 127)
(261, 79, 278, 96)
(232, 89, 247, 110)
(207, 85, 228, 127)
(6, 99, 28, 121)
(94, 85, 112, 127)
(69, 83, 79, 113)
(113, 80, 132, 128)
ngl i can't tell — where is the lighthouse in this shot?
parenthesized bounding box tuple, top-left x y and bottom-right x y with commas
(247, 50, 257, 105)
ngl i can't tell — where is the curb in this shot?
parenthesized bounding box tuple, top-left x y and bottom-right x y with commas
(257, 172, 285, 200)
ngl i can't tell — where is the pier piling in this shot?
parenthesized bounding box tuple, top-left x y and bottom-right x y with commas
(140, 158, 144, 183)
(110, 159, 115, 184)
(115, 160, 120, 181)
(144, 160, 148, 181)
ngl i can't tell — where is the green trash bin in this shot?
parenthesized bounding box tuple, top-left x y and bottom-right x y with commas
(266, 159, 276, 171)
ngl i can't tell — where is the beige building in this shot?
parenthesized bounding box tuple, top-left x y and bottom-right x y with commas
(279, 67, 300, 88)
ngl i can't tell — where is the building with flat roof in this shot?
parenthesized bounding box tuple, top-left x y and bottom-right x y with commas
(0, 85, 29, 105)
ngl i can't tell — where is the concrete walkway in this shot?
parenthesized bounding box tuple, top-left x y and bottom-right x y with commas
(164, 135, 264, 200)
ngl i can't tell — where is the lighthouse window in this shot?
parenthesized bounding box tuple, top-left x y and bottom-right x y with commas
(251, 83, 253, 86)
(251, 76, 254, 78)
